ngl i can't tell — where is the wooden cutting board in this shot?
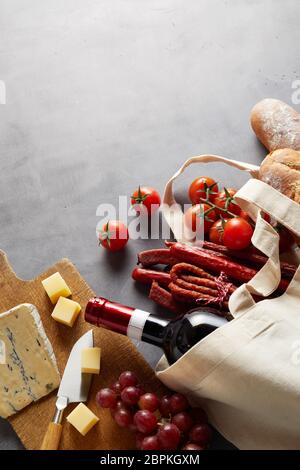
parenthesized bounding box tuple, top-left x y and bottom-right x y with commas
(0, 250, 165, 450)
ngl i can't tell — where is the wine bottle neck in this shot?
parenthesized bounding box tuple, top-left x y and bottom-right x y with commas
(85, 297, 169, 347)
(141, 316, 170, 347)
(126, 308, 152, 341)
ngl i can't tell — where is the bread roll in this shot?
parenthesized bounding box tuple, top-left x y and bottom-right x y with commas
(259, 148, 300, 203)
(251, 99, 300, 152)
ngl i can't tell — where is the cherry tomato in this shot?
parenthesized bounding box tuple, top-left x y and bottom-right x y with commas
(241, 212, 270, 224)
(184, 204, 217, 235)
(277, 225, 295, 253)
(215, 188, 241, 217)
(262, 212, 272, 224)
(131, 186, 161, 215)
(99, 220, 129, 252)
(223, 217, 253, 250)
(188, 177, 219, 205)
(239, 210, 251, 222)
(209, 218, 228, 245)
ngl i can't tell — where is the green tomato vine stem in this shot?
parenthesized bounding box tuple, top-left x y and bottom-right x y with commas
(200, 187, 238, 219)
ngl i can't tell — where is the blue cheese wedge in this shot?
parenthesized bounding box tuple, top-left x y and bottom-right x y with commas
(0, 303, 60, 418)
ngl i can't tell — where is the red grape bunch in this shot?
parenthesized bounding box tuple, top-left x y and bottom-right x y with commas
(96, 370, 212, 450)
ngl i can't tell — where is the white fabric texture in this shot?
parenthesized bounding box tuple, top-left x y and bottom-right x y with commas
(158, 155, 300, 449)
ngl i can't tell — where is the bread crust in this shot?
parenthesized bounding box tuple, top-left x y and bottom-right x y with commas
(251, 99, 300, 152)
(259, 148, 300, 203)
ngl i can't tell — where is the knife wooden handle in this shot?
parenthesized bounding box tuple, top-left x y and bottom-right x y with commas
(41, 422, 63, 450)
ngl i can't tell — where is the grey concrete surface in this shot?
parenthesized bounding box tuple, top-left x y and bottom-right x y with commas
(0, 0, 299, 450)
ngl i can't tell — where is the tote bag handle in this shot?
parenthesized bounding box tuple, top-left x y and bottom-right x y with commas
(161, 154, 300, 318)
(162, 154, 259, 243)
(229, 179, 300, 316)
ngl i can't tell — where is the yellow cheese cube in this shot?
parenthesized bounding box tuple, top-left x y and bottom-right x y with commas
(81, 347, 101, 374)
(51, 297, 81, 327)
(42, 272, 72, 304)
(67, 403, 99, 436)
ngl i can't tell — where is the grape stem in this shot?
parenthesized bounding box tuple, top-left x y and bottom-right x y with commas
(157, 418, 171, 428)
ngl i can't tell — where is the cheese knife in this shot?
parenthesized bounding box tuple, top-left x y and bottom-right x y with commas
(41, 329, 93, 450)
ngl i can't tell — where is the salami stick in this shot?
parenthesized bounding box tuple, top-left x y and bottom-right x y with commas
(149, 282, 183, 314)
(132, 267, 171, 287)
(202, 241, 296, 279)
(170, 243, 289, 292)
(170, 283, 229, 310)
(138, 248, 178, 267)
(170, 263, 236, 296)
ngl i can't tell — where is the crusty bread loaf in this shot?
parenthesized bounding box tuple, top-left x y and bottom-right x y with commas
(251, 99, 300, 152)
(259, 148, 300, 203)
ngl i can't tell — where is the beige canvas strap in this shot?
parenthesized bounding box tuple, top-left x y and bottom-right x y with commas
(162, 154, 259, 243)
(161, 154, 300, 318)
(159, 156, 300, 451)
(229, 179, 300, 316)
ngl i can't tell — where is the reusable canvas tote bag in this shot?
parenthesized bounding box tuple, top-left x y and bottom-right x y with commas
(157, 155, 300, 450)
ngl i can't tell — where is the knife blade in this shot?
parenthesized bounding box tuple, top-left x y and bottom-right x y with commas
(58, 329, 93, 404)
(41, 329, 94, 450)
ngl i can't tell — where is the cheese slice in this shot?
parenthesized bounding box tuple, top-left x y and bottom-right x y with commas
(42, 272, 72, 304)
(67, 403, 99, 436)
(81, 347, 101, 374)
(51, 297, 81, 327)
(0, 303, 60, 418)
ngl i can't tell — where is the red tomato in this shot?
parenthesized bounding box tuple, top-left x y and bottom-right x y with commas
(99, 220, 129, 252)
(262, 212, 272, 224)
(277, 225, 295, 253)
(223, 217, 253, 250)
(188, 177, 219, 205)
(209, 219, 228, 245)
(184, 204, 217, 234)
(215, 188, 241, 217)
(239, 210, 250, 222)
(131, 186, 161, 215)
(241, 211, 270, 224)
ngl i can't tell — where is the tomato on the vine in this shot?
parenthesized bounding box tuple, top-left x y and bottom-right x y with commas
(223, 217, 253, 250)
(239, 210, 251, 222)
(215, 188, 241, 217)
(188, 177, 219, 205)
(99, 220, 129, 252)
(184, 203, 217, 235)
(131, 186, 161, 215)
(209, 218, 228, 245)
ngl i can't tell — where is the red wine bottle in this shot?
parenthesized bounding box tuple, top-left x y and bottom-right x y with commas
(85, 297, 227, 364)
